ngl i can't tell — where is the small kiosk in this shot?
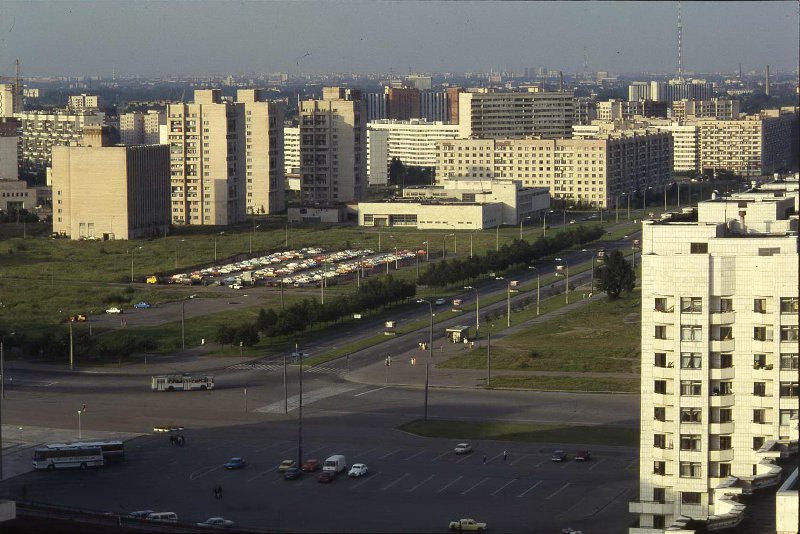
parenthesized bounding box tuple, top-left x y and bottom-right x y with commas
(445, 325, 470, 344)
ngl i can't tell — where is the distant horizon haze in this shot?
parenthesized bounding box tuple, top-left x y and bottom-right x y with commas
(0, 1, 797, 78)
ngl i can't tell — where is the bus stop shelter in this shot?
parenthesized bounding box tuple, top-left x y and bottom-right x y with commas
(445, 325, 470, 344)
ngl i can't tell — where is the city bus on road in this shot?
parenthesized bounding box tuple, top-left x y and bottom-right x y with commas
(151, 374, 215, 392)
(32, 445, 104, 470)
(45, 440, 125, 462)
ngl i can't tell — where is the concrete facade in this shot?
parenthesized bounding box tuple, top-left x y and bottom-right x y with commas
(68, 94, 101, 112)
(0, 123, 17, 181)
(300, 87, 367, 204)
(120, 110, 165, 146)
(52, 143, 170, 240)
(631, 188, 799, 533)
(366, 128, 390, 186)
(166, 89, 246, 225)
(671, 99, 740, 121)
(15, 110, 104, 175)
(0, 83, 22, 118)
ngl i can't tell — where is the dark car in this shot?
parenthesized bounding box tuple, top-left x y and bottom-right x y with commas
(318, 471, 337, 483)
(224, 457, 246, 470)
(284, 467, 302, 480)
(551, 450, 568, 462)
(301, 459, 320, 472)
(575, 450, 591, 462)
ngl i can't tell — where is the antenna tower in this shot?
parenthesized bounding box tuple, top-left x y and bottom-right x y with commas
(583, 46, 589, 79)
(676, 2, 683, 79)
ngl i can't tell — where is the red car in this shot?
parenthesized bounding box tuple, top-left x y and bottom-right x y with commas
(575, 450, 591, 462)
(318, 471, 336, 483)
(302, 459, 320, 472)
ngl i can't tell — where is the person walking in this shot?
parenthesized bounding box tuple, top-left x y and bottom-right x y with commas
(217, 485, 223, 499)
(483, 455, 487, 464)
(503, 450, 508, 462)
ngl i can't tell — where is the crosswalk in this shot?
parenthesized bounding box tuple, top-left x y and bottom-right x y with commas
(228, 361, 343, 375)
(254, 384, 358, 413)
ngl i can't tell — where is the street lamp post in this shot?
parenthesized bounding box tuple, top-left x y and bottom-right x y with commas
(519, 216, 531, 240)
(464, 286, 479, 335)
(416, 299, 434, 421)
(423, 241, 429, 262)
(528, 266, 540, 315)
(250, 224, 261, 254)
(627, 191, 633, 221)
(130, 246, 143, 283)
(555, 258, 569, 304)
(443, 234, 454, 259)
(495, 224, 500, 251)
(214, 232, 225, 263)
(495, 277, 512, 327)
(615, 194, 620, 224)
(469, 232, 475, 258)
(486, 331, 492, 388)
(174, 239, 185, 270)
(77, 409, 83, 439)
(582, 249, 597, 295)
(181, 300, 186, 350)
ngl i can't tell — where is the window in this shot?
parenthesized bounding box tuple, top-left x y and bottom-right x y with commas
(780, 326, 799, 341)
(754, 382, 767, 397)
(718, 326, 733, 340)
(680, 462, 702, 478)
(753, 437, 765, 450)
(681, 492, 701, 504)
(719, 298, 734, 312)
(655, 325, 667, 339)
(753, 409, 766, 423)
(718, 436, 732, 450)
(681, 297, 702, 313)
(681, 353, 702, 369)
(780, 353, 799, 370)
(654, 353, 667, 368)
(655, 298, 673, 312)
(716, 381, 733, 395)
(681, 408, 701, 423)
(654, 407, 667, 421)
(653, 461, 666, 475)
(653, 515, 666, 529)
(690, 243, 708, 254)
(654, 434, 667, 449)
(718, 463, 732, 477)
(680, 435, 700, 451)
(681, 326, 702, 341)
(753, 354, 767, 368)
(654, 380, 667, 394)
(754, 326, 773, 341)
(754, 298, 767, 313)
(716, 353, 733, 368)
(681, 381, 702, 396)
(780, 409, 798, 426)
(780, 298, 799, 314)
(779, 382, 799, 397)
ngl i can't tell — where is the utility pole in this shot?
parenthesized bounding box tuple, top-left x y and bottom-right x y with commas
(297, 343, 304, 468)
(69, 320, 74, 371)
(487, 332, 492, 387)
(283, 353, 288, 414)
(181, 301, 186, 350)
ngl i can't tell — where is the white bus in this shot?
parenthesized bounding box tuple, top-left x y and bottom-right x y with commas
(46, 440, 125, 462)
(32, 445, 104, 470)
(151, 374, 215, 392)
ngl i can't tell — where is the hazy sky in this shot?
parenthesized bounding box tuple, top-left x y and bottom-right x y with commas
(0, 1, 797, 77)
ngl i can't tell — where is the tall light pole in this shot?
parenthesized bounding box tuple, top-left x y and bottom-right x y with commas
(495, 224, 500, 251)
(378, 229, 382, 253)
(464, 286, 479, 335)
(214, 231, 225, 263)
(528, 266, 540, 315)
(77, 409, 83, 439)
(443, 234, 454, 259)
(582, 249, 596, 295)
(555, 257, 569, 304)
(1, 332, 14, 400)
(495, 277, 512, 327)
(130, 246, 142, 283)
(615, 194, 620, 224)
(285, 222, 291, 249)
(642, 187, 652, 215)
(297, 343, 304, 469)
(423, 240, 429, 262)
(519, 216, 531, 240)
(417, 299, 434, 421)
(469, 232, 475, 259)
(174, 239, 185, 270)
(627, 191, 634, 220)
(181, 300, 186, 350)
(250, 224, 261, 254)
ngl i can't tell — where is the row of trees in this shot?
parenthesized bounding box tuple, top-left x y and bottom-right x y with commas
(3, 329, 157, 363)
(216, 276, 417, 346)
(419, 226, 605, 287)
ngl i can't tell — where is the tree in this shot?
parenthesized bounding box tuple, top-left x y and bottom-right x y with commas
(595, 249, 636, 300)
(388, 157, 405, 185)
(214, 325, 236, 346)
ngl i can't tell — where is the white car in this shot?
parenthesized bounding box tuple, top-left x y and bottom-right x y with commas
(454, 443, 473, 455)
(228, 284, 243, 290)
(129, 510, 154, 519)
(348, 463, 368, 477)
(197, 517, 235, 528)
(435, 298, 447, 306)
(105, 307, 122, 314)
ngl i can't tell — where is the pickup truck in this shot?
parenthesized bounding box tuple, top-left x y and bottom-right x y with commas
(449, 518, 487, 531)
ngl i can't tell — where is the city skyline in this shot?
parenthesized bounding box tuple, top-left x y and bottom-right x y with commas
(0, 1, 798, 78)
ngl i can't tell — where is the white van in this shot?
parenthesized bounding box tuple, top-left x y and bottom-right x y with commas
(323, 454, 347, 473)
(146, 512, 178, 523)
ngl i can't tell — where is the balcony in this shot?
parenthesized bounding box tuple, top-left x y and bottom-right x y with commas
(709, 449, 734, 462)
(629, 499, 675, 515)
(653, 366, 674, 379)
(710, 394, 735, 407)
(652, 446, 675, 461)
(709, 421, 735, 435)
(710, 339, 735, 352)
(652, 419, 675, 433)
(710, 367, 736, 380)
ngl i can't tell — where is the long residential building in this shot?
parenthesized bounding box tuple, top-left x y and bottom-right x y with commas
(435, 131, 672, 208)
(120, 110, 165, 146)
(0, 83, 22, 118)
(670, 99, 741, 121)
(15, 110, 105, 175)
(367, 119, 460, 184)
(631, 186, 799, 533)
(299, 87, 367, 204)
(628, 79, 714, 103)
(457, 88, 575, 139)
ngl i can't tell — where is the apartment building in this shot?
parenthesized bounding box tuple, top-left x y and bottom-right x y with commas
(436, 131, 672, 208)
(15, 110, 104, 175)
(597, 100, 668, 122)
(120, 110, 165, 145)
(387, 87, 420, 121)
(367, 119, 460, 184)
(0, 83, 22, 118)
(631, 189, 799, 533)
(671, 99, 741, 121)
(574, 97, 597, 126)
(365, 92, 388, 122)
(629, 79, 714, 103)
(457, 88, 575, 139)
(299, 87, 367, 204)
(0, 120, 17, 181)
(166, 89, 246, 225)
(68, 94, 101, 112)
(51, 127, 170, 240)
(419, 91, 449, 123)
(283, 126, 300, 176)
(237, 89, 285, 215)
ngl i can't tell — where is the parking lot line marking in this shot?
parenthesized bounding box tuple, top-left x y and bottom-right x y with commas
(509, 454, 531, 466)
(488, 453, 504, 463)
(380, 473, 409, 491)
(406, 474, 435, 493)
(435, 476, 463, 494)
(516, 480, 542, 498)
(354, 447, 377, 458)
(189, 464, 223, 481)
(546, 482, 572, 500)
(402, 450, 427, 461)
(587, 486, 631, 518)
(455, 453, 473, 463)
(379, 449, 402, 460)
(354, 386, 390, 397)
(431, 451, 450, 462)
(625, 458, 637, 471)
(461, 477, 490, 495)
(352, 471, 381, 489)
(490, 479, 517, 496)
(246, 467, 276, 483)
(588, 457, 607, 471)
(278, 445, 297, 456)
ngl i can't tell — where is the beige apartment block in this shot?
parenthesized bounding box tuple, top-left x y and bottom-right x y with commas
(631, 188, 799, 533)
(457, 88, 575, 139)
(68, 94, 101, 112)
(436, 131, 672, 208)
(120, 110, 165, 146)
(0, 122, 17, 181)
(0, 83, 22, 118)
(166, 89, 246, 225)
(51, 143, 170, 240)
(284, 126, 300, 175)
(15, 110, 104, 175)
(300, 87, 367, 204)
(671, 99, 741, 121)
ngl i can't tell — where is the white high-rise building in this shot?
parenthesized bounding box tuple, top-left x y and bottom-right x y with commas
(283, 126, 300, 176)
(15, 110, 105, 175)
(120, 110, 165, 146)
(68, 94, 101, 112)
(0, 83, 22, 118)
(631, 185, 799, 533)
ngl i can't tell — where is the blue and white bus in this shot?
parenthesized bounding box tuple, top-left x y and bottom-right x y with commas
(45, 440, 125, 462)
(32, 445, 104, 470)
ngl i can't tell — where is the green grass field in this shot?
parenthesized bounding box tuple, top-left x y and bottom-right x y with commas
(398, 419, 639, 447)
